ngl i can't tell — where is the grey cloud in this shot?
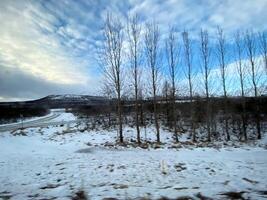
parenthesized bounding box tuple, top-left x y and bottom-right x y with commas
(0, 64, 90, 101)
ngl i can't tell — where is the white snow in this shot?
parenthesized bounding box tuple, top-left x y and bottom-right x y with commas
(0, 120, 266, 200)
(49, 110, 76, 123)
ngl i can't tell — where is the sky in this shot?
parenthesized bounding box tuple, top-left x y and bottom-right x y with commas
(0, 0, 267, 101)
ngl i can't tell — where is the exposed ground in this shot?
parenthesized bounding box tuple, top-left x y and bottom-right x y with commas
(0, 111, 267, 200)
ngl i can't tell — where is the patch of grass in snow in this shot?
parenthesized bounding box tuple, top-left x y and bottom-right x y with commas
(111, 183, 129, 189)
(11, 129, 27, 136)
(71, 190, 88, 200)
(39, 183, 61, 190)
(219, 191, 247, 199)
(242, 177, 259, 184)
(174, 163, 187, 172)
(75, 148, 93, 153)
(195, 192, 213, 200)
(0, 191, 12, 200)
(257, 190, 267, 197)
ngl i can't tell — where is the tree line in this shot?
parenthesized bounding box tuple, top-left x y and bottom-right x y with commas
(97, 13, 267, 144)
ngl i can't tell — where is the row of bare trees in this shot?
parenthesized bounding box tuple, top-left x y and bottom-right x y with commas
(98, 13, 267, 143)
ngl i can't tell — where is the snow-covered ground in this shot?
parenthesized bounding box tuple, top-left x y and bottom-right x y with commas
(48, 109, 76, 123)
(0, 117, 267, 200)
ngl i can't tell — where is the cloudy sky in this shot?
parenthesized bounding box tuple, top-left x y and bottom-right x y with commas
(0, 0, 266, 101)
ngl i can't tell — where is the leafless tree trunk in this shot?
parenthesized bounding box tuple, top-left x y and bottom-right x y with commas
(138, 87, 145, 126)
(162, 80, 171, 127)
(216, 27, 230, 141)
(182, 30, 196, 142)
(127, 14, 142, 144)
(102, 83, 113, 127)
(235, 31, 247, 140)
(98, 14, 124, 143)
(144, 21, 161, 143)
(259, 31, 267, 72)
(165, 27, 179, 142)
(245, 30, 261, 139)
(199, 29, 211, 141)
(245, 31, 258, 97)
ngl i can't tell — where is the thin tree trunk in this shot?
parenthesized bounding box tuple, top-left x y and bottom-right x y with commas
(200, 29, 211, 142)
(145, 22, 161, 143)
(118, 87, 123, 143)
(235, 31, 247, 141)
(127, 14, 141, 143)
(153, 76, 160, 143)
(99, 14, 124, 143)
(182, 31, 195, 142)
(172, 88, 178, 142)
(245, 30, 261, 139)
(217, 27, 230, 141)
(166, 27, 179, 142)
(135, 83, 140, 143)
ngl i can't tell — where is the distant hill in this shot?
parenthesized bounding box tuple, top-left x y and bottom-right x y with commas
(0, 95, 109, 109)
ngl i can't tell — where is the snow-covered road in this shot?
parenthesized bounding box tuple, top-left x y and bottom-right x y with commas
(0, 109, 78, 132)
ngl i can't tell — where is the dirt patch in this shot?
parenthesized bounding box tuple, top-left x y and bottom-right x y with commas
(242, 177, 258, 184)
(55, 162, 64, 166)
(111, 183, 128, 189)
(40, 183, 60, 190)
(219, 191, 246, 199)
(223, 180, 230, 185)
(158, 186, 172, 189)
(195, 192, 213, 200)
(75, 148, 93, 153)
(0, 191, 12, 200)
(174, 187, 188, 190)
(257, 190, 267, 196)
(72, 190, 88, 200)
(12, 130, 27, 136)
(175, 198, 194, 200)
(27, 193, 39, 198)
(174, 163, 187, 172)
(117, 165, 126, 169)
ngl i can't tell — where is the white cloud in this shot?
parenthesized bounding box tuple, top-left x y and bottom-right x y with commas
(0, 0, 101, 101)
(129, 0, 267, 37)
(0, 0, 266, 101)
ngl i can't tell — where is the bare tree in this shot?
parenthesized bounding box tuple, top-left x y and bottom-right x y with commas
(217, 27, 228, 98)
(245, 30, 261, 139)
(98, 14, 124, 143)
(235, 30, 247, 140)
(199, 29, 211, 141)
(182, 30, 196, 142)
(245, 30, 258, 97)
(216, 27, 230, 141)
(259, 31, 267, 72)
(165, 27, 180, 142)
(144, 21, 161, 143)
(235, 31, 245, 97)
(127, 14, 142, 143)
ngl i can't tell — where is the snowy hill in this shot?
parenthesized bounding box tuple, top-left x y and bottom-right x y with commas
(37, 95, 109, 108)
(46, 94, 107, 101)
(0, 95, 109, 109)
